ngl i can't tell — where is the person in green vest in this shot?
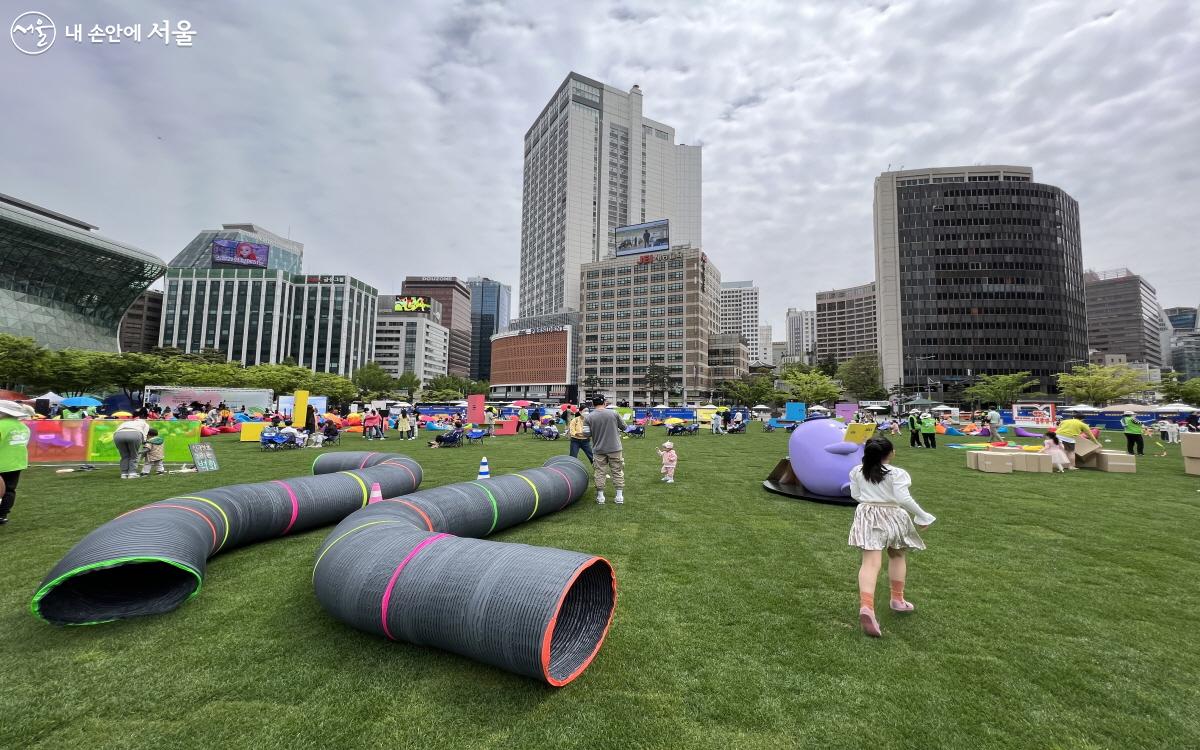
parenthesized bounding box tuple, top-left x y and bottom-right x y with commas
(0, 400, 33, 526)
(517, 407, 529, 433)
(919, 411, 937, 449)
(1121, 410, 1145, 456)
(907, 409, 921, 448)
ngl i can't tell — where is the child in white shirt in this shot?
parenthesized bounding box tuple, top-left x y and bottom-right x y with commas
(848, 436, 936, 638)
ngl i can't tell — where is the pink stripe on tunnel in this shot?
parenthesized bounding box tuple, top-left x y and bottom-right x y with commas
(547, 467, 574, 509)
(272, 480, 300, 535)
(380, 533, 451, 640)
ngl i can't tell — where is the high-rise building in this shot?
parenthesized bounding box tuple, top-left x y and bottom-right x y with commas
(161, 225, 376, 376)
(874, 165, 1087, 394)
(374, 294, 449, 386)
(1164, 305, 1200, 380)
(815, 282, 878, 365)
(0, 193, 165, 352)
(519, 73, 702, 318)
(401, 277, 471, 379)
(707, 333, 749, 383)
(785, 308, 817, 364)
(1084, 268, 1168, 370)
(771, 341, 789, 366)
(580, 247, 721, 404)
(1165, 306, 1199, 332)
(466, 277, 511, 382)
(119, 290, 164, 353)
(757, 325, 773, 365)
(719, 281, 761, 361)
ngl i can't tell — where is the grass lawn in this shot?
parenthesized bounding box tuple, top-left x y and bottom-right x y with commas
(1, 428, 1198, 749)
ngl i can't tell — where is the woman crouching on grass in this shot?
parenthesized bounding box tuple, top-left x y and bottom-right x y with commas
(849, 436, 936, 638)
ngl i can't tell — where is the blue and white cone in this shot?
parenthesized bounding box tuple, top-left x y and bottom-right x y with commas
(477, 456, 490, 480)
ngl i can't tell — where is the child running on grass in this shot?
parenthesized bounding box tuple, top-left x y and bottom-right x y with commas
(657, 441, 677, 483)
(848, 436, 936, 638)
(1040, 430, 1071, 473)
(137, 429, 167, 476)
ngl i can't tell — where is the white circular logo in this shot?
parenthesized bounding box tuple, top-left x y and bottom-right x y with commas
(10, 11, 55, 55)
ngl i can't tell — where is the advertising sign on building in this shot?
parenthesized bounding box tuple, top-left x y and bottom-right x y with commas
(394, 296, 433, 313)
(1012, 402, 1057, 428)
(614, 219, 669, 256)
(211, 239, 269, 268)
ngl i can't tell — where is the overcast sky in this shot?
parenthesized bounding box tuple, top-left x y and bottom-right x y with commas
(4, 0, 1198, 332)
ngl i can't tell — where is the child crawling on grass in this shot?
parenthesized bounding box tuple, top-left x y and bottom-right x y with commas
(848, 436, 936, 638)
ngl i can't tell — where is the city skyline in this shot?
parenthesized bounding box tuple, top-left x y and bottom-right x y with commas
(3, 1, 1197, 334)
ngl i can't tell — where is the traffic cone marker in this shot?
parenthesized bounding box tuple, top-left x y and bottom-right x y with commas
(368, 481, 384, 504)
(477, 456, 491, 480)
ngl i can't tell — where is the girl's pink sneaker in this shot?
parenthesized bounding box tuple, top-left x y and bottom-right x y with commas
(890, 599, 915, 612)
(859, 607, 882, 637)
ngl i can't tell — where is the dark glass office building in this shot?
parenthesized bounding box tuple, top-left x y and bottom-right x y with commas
(467, 277, 512, 381)
(875, 166, 1087, 395)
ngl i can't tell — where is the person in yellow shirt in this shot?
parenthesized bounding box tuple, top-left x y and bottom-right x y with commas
(1054, 416, 1099, 468)
(567, 408, 593, 463)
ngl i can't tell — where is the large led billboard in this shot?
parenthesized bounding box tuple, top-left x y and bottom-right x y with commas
(614, 219, 669, 256)
(211, 239, 269, 268)
(394, 295, 432, 312)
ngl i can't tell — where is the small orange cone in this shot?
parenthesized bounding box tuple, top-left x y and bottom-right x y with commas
(368, 481, 384, 504)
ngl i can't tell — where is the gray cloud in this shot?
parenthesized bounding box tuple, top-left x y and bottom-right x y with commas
(2, 0, 1197, 336)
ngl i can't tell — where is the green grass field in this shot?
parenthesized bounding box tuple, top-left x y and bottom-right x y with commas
(1, 428, 1198, 749)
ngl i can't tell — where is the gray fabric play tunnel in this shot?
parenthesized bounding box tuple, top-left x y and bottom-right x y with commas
(311, 455, 616, 686)
(31, 455, 423, 625)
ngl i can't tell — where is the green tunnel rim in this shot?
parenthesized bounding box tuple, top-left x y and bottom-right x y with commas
(30, 556, 204, 625)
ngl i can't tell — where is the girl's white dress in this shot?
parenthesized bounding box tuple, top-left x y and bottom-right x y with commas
(847, 465, 936, 551)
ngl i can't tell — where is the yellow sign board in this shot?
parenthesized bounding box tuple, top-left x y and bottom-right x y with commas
(843, 423, 878, 445)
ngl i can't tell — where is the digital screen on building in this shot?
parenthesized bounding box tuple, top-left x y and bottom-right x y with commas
(211, 239, 269, 268)
(614, 219, 669, 256)
(394, 295, 432, 312)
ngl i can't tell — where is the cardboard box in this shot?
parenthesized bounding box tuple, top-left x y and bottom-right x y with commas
(1073, 438, 1101, 460)
(1185, 456, 1200, 476)
(967, 451, 981, 470)
(978, 454, 1013, 474)
(1096, 451, 1136, 473)
(1013, 453, 1052, 473)
(1182, 432, 1200, 459)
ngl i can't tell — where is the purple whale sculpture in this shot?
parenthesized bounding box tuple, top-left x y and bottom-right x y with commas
(788, 418, 864, 497)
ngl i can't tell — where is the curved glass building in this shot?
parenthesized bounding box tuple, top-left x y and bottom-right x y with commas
(874, 166, 1088, 394)
(0, 194, 166, 351)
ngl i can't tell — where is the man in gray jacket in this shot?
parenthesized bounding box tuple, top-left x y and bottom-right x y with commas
(584, 395, 627, 505)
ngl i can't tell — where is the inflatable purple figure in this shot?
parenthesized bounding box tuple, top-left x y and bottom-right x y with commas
(787, 418, 864, 497)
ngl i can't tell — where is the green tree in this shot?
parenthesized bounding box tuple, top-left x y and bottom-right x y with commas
(426, 374, 467, 399)
(961, 371, 1039, 407)
(1176, 377, 1200, 405)
(640, 364, 674, 404)
(836, 354, 887, 400)
(394, 372, 421, 401)
(466, 380, 489, 395)
(580, 375, 603, 398)
(815, 355, 839, 377)
(781, 370, 842, 406)
(352, 362, 397, 398)
(778, 361, 812, 379)
(1055, 364, 1146, 406)
(1160, 371, 1184, 403)
(425, 388, 466, 402)
(304, 372, 357, 405)
(0, 334, 49, 390)
(240, 364, 310, 395)
(720, 374, 786, 407)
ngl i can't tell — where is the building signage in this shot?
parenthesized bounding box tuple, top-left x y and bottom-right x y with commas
(614, 219, 669, 256)
(305, 275, 346, 284)
(393, 295, 433, 313)
(211, 239, 269, 268)
(1012, 402, 1057, 428)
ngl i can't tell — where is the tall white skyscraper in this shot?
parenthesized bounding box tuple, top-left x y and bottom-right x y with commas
(757, 324, 773, 365)
(719, 281, 762, 363)
(785, 308, 817, 363)
(519, 73, 702, 318)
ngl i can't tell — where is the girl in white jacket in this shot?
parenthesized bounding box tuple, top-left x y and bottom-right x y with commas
(848, 436, 936, 638)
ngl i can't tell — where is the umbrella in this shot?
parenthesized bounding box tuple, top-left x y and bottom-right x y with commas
(111, 411, 133, 418)
(752, 404, 770, 410)
(558, 403, 579, 412)
(62, 396, 102, 408)
(1157, 403, 1197, 413)
(664, 417, 685, 424)
(509, 400, 533, 407)
(0, 389, 28, 401)
(931, 404, 953, 411)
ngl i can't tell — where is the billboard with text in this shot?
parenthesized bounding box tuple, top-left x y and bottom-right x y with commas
(211, 239, 269, 268)
(614, 219, 669, 256)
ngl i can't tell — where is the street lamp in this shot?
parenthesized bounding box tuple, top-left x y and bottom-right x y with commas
(905, 355, 936, 400)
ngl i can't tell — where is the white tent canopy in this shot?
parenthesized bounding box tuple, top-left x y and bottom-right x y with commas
(931, 404, 953, 411)
(1106, 403, 1154, 413)
(1064, 405, 1099, 413)
(751, 404, 770, 410)
(699, 404, 718, 410)
(36, 391, 63, 404)
(1158, 403, 1196, 412)
(809, 405, 830, 412)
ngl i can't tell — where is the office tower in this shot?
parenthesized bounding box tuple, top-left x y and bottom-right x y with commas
(771, 341, 788, 366)
(785, 308, 817, 363)
(519, 73, 702, 318)
(874, 165, 1087, 394)
(119, 290, 164, 353)
(580, 247, 721, 404)
(401, 277, 471, 378)
(374, 295, 449, 386)
(466, 277, 512, 382)
(1084, 268, 1168, 369)
(162, 224, 376, 376)
(719, 281, 761, 361)
(815, 282, 878, 365)
(757, 325, 773, 365)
